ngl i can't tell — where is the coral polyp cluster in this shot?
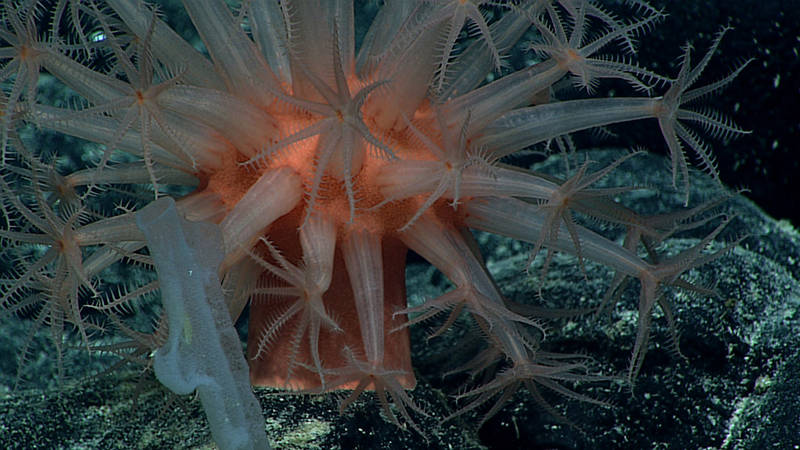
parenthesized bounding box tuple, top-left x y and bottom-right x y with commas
(1, 0, 748, 439)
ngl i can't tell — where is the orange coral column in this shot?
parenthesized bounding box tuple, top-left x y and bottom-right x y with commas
(247, 213, 415, 390)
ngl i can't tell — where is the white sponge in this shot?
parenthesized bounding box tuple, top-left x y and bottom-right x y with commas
(136, 197, 271, 450)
